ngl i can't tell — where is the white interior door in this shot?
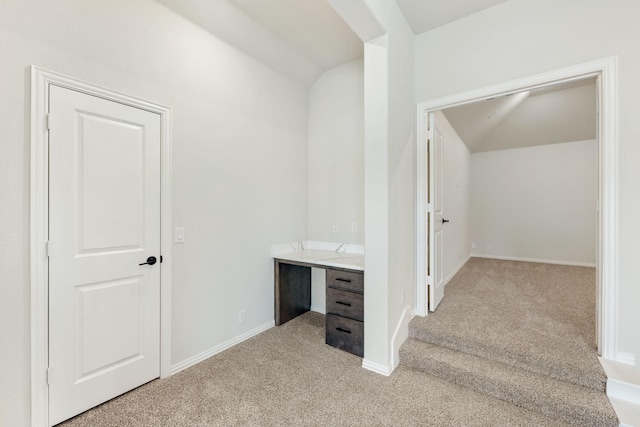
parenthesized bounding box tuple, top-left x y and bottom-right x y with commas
(48, 85, 161, 425)
(428, 114, 445, 311)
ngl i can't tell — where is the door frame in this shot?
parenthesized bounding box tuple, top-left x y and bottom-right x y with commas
(30, 66, 173, 427)
(415, 56, 619, 362)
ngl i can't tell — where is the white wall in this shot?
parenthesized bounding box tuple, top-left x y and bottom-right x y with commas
(307, 58, 364, 243)
(0, 1, 308, 425)
(415, 0, 640, 364)
(470, 140, 597, 265)
(330, 0, 415, 372)
(307, 58, 364, 314)
(434, 111, 471, 281)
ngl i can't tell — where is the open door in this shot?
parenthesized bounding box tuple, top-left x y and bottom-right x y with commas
(428, 113, 445, 311)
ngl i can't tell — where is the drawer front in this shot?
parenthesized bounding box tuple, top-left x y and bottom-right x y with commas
(326, 314, 364, 357)
(326, 287, 363, 321)
(326, 268, 363, 293)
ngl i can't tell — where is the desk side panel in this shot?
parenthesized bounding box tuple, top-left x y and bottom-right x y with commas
(275, 260, 311, 326)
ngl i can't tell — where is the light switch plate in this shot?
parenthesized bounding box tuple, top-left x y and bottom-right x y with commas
(175, 227, 185, 244)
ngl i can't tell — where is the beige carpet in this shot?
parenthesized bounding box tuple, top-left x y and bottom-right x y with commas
(403, 257, 617, 426)
(409, 257, 605, 389)
(60, 312, 570, 426)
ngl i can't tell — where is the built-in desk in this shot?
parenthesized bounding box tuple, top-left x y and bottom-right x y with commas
(272, 242, 364, 356)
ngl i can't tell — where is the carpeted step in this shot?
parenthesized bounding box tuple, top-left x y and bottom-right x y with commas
(408, 315, 607, 392)
(399, 338, 618, 427)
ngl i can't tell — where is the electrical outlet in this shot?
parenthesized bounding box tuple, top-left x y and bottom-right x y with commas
(471, 242, 476, 249)
(486, 244, 492, 251)
(333, 222, 340, 232)
(174, 227, 185, 244)
(351, 222, 358, 233)
(238, 310, 246, 325)
(400, 290, 405, 304)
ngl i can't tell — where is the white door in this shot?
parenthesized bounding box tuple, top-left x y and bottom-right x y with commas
(48, 85, 161, 425)
(428, 114, 445, 311)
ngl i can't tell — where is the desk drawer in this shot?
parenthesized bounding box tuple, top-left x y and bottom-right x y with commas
(326, 314, 364, 357)
(326, 287, 363, 321)
(326, 269, 363, 293)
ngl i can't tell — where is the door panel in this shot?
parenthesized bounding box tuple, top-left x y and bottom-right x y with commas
(74, 276, 144, 379)
(48, 85, 161, 425)
(78, 112, 145, 252)
(429, 118, 445, 311)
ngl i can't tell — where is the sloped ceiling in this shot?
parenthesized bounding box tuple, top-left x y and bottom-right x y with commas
(442, 78, 597, 153)
(226, 0, 363, 70)
(156, 0, 514, 86)
(155, 0, 361, 86)
(395, 0, 508, 34)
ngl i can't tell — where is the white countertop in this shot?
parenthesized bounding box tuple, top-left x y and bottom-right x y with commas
(271, 241, 364, 271)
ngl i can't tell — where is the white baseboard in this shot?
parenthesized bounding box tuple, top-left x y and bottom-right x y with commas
(391, 305, 414, 371)
(470, 253, 596, 268)
(607, 397, 640, 427)
(362, 359, 393, 376)
(444, 255, 471, 286)
(599, 356, 640, 426)
(616, 352, 637, 366)
(608, 378, 640, 405)
(170, 320, 274, 375)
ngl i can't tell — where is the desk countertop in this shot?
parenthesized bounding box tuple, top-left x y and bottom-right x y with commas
(271, 241, 364, 272)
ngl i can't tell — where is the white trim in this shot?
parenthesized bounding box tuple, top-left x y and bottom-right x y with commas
(30, 66, 173, 427)
(607, 383, 640, 427)
(390, 306, 414, 371)
(170, 321, 275, 375)
(415, 107, 427, 316)
(608, 378, 640, 405)
(616, 353, 637, 367)
(362, 359, 393, 376)
(415, 56, 618, 362)
(470, 254, 596, 268)
(600, 356, 640, 427)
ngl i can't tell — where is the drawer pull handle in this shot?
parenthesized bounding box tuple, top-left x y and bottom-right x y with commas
(336, 278, 352, 283)
(336, 327, 351, 334)
(336, 301, 352, 307)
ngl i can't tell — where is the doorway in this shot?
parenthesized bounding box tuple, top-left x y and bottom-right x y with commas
(415, 57, 619, 360)
(30, 67, 173, 426)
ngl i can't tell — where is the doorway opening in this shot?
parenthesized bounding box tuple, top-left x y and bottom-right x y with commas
(415, 57, 619, 361)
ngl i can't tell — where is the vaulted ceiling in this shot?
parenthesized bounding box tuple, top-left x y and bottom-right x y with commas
(442, 78, 597, 153)
(156, 0, 509, 85)
(155, 0, 594, 151)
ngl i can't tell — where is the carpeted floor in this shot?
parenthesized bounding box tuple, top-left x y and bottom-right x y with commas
(409, 257, 605, 390)
(60, 312, 570, 427)
(403, 257, 616, 426)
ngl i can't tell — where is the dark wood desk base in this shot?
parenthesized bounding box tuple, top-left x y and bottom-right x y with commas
(274, 258, 364, 357)
(274, 259, 312, 326)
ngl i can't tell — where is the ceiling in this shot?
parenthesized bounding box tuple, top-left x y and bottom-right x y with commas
(155, 0, 592, 150)
(395, 0, 508, 34)
(156, 0, 511, 85)
(226, 0, 362, 71)
(442, 78, 597, 153)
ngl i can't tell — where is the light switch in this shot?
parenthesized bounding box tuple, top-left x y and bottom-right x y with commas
(175, 227, 185, 244)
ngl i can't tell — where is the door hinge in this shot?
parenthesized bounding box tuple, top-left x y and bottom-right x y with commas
(46, 114, 52, 130)
(46, 241, 51, 257)
(427, 203, 434, 213)
(47, 367, 52, 385)
(427, 275, 433, 285)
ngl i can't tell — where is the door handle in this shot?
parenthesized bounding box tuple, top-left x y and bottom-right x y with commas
(139, 256, 157, 266)
(442, 218, 450, 224)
